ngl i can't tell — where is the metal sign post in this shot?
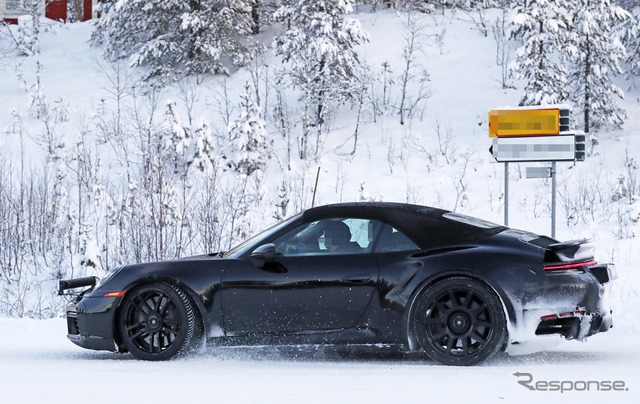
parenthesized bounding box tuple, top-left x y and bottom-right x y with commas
(525, 165, 556, 237)
(504, 162, 509, 226)
(488, 105, 585, 238)
(551, 162, 556, 239)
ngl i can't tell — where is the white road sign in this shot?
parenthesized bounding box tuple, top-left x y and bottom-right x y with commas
(491, 135, 576, 162)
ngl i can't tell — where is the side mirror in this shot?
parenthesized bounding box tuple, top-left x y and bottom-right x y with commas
(250, 243, 277, 268)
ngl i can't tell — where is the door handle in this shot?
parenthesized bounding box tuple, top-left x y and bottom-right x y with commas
(341, 276, 371, 284)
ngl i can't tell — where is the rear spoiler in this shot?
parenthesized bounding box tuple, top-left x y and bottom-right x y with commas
(58, 276, 98, 295)
(543, 239, 615, 282)
(544, 238, 594, 265)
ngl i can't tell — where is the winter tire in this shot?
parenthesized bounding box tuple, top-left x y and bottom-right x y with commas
(119, 282, 201, 361)
(411, 277, 507, 366)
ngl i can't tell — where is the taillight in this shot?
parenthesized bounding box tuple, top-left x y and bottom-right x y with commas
(543, 259, 597, 271)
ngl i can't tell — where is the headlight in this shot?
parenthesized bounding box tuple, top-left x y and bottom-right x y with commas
(94, 266, 124, 290)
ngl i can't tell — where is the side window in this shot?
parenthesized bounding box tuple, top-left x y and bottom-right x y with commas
(274, 218, 383, 256)
(374, 225, 419, 253)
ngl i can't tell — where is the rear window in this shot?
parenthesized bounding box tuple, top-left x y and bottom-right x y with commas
(442, 212, 501, 229)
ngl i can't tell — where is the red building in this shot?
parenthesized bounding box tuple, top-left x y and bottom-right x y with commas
(2, 0, 97, 25)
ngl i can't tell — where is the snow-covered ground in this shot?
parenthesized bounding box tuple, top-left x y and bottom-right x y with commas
(0, 317, 638, 404)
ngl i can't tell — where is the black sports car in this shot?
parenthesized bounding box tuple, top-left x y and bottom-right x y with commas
(59, 202, 616, 365)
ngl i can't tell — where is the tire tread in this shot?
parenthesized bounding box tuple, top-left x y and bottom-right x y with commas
(410, 276, 507, 366)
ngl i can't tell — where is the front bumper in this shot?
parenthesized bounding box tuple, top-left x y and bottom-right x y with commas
(66, 295, 122, 352)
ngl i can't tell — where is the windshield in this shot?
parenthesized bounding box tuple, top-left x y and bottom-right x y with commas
(223, 214, 301, 259)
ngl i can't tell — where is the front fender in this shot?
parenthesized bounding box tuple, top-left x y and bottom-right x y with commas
(91, 260, 225, 341)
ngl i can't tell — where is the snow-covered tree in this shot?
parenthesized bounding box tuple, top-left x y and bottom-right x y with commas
(618, 4, 640, 83)
(569, 0, 630, 132)
(613, 0, 638, 10)
(226, 82, 270, 177)
(274, 0, 369, 159)
(462, 1, 504, 37)
(0, 2, 41, 57)
(15, 13, 39, 56)
(510, 0, 574, 106)
(397, 13, 431, 125)
(93, 0, 255, 80)
(401, 0, 437, 13)
(166, 101, 218, 177)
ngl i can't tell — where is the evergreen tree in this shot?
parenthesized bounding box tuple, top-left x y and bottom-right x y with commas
(166, 101, 218, 177)
(569, 0, 629, 132)
(93, 0, 254, 80)
(510, 0, 574, 106)
(619, 4, 640, 83)
(613, 0, 638, 10)
(274, 0, 369, 159)
(227, 82, 270, 177)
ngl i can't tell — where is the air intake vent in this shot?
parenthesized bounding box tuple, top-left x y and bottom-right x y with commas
(67, 316, 79, 335)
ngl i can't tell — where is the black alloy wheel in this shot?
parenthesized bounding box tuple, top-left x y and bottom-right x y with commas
(119, 282, 200, 361)
(411, 277, 507, 366)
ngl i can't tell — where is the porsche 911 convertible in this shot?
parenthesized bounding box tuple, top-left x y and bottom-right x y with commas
(59, 202, 616, 365)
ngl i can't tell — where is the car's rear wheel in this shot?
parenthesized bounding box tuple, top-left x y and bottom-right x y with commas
(411, 277, 507, 366)
(119, 282, 200, 361)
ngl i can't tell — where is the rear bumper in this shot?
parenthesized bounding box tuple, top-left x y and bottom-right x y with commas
(506, 263, 615, 353)
(534, 263, 615, 340)
(66, 296, 121, 352)
(535, 309, 613, 340)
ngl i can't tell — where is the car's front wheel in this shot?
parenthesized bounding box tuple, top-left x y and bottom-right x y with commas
(119, 282, 201, 361)
(411, 277, 507, 366)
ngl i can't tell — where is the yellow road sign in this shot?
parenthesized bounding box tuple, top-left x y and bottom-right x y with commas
(489, 108, 560, 137)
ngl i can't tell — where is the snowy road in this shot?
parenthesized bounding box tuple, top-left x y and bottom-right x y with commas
(0, 318, 638, 404)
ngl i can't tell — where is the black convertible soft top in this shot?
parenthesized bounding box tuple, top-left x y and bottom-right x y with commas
(302, 202, 506, 250)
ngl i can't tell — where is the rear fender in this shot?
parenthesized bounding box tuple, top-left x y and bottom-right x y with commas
(403, 269, 516, 351)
